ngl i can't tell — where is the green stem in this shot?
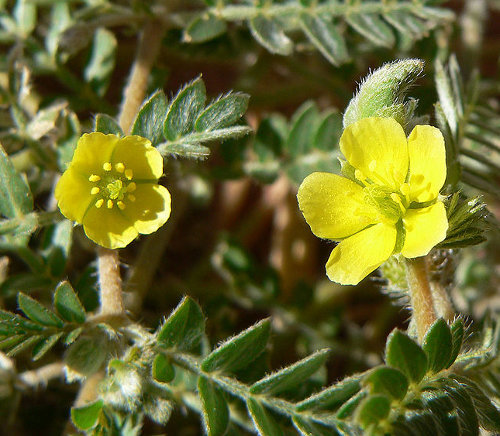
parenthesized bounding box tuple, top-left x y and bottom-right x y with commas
(405, 257, 437, 343)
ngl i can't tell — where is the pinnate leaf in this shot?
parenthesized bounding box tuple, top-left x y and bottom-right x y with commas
(54, 281, 86, 324)
(18, 293, 63, 328)
(385, 329, 427, 383)
(198, 376, 229, 436)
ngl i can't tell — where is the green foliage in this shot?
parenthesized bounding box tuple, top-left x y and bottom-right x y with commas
(0, 282, 86, 360)
(246, 101, 342, 185)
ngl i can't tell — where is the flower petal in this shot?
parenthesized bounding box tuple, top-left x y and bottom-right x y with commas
(340, 117, 408, 190)
(70, 133, 118, 174)
(55, 167, 93, 223)
(297, 172, 379, 239)
(326, 222, 397, 285)
(110, 136, 163, 180)
(82, 205, 138, 249)
(401, 202, 448, 258)
(407, 125, 446, 202)
(120, 184, 171, 235)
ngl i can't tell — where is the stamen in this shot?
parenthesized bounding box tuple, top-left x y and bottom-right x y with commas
(368, 160, 377, 172)
(128, 194, 136, 202)
(115, 163, 125, 173)
(89, 174, 101, 182)
(390, 193, 406, 214)
(125, 169, 133, 180)
(117, 201, 126, 210)
(354, 169, 366, 182)
(107, 200, 114, 209)
(95, 199, 104, 208)
(90, 187, 100, 195)
(103, 162, 112, 171)
(126, 182, 136, 192)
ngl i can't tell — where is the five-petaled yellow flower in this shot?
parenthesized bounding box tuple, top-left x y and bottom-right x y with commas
(55, 132, 171, 249)
(297, 117, 448, 285)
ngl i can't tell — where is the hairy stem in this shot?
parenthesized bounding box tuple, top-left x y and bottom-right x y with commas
(18, 362, 64, 389)
(405, 257, 437, 342)
(98, 247, 124, 316)
(118, 20, 166, 135)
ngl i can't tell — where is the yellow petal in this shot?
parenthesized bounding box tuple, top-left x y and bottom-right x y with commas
(297, 172, 379, 239)
(70, 133, 118, 175)
(401, 202, 448, 258)
(407, 125, 446, 202)
(110, 136, 163, 180)
(120, 184, 171, 235)
(340, 117, 408, 190)
(326, 222, 397, 285)
(82, 205, 138, 249)
(55, 167, 93, 223)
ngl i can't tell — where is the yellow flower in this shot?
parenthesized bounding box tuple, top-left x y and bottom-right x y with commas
(55, 133, 171, 249)
(297, 117, 448, 285)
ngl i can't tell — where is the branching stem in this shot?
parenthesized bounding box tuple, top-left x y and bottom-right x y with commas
(405, 257, 437, 342)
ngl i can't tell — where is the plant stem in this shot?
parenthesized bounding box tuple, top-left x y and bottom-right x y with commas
(118, 20, 166, 135)
(18, 362, 64, 389)
(97, 246, 124, 316)
(405, 257, 437, 342)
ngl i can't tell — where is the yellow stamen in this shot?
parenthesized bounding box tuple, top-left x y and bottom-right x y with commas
(354, 169, 366, 182)
(126, 182, 136, 192)
(95, 199, 104, 208)
(103, 162, 112, 171)
(128, 194, 136, 202)
(89, 174, 101, 182)
(390, 193, 406, 214)
(368, 160, 377, 172)
(107, 200, 114, 209)
(117, 201, 126, 210)
(125, 169, 133, 180)
(115, 162, 125, 173)
(90, 187, 100, 195)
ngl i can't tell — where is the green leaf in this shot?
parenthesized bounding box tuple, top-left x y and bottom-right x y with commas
(157, 296, 205, 351)
(296, 376, 361, 412)
(446, 385, 479, 436)
(247, 398, 283, 436)
(18, 293, 64, 328)
(14, 0, 36, 36)
(32, 332, 63, 360)
(94, 113, 122, 136)
(71, 399, 103, 430)
(63, 327, 83, 345)
(152, 353, 175, 383)
(201, 319, 270, 373)
(0, 144, 33, 219)
(287, 101, 319, 158)
(453, 375, 500, 432)
(447, 318, 464, 368)
(385, 329, 427, 383)
(363, 366, 408, 400)
(250, 348, 330, 395)
(6, 334, 42, 357)
(293, 416, 339, 436)
(299, 14, 349, 66)
(336, 391, 366, 420)
(84, 28, 116, 97)
(184, 14, 227, 43)
(0, 308, 44, 332)
(435, 60, 458, 137)
(54, 281, 86, 324)
(254, 115, 286, 161)
(356, 395, 391, 430)
(131, 90, 168, 146)
(198, 376, 229, 436)
(249, 15, 293, 56)
(346, 14, 395, 48)
(313, 110, 342, 151)
(195, 93, 249, 132)
(64, 336, 107, 377)
(164, 77, 206, 141)
(422, 318, 452, 373)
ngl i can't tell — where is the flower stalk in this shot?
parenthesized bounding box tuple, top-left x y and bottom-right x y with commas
(98, 246, 124, 316)
(405, 256, 437, 342)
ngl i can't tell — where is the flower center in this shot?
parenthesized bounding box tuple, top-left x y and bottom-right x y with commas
(88, 161, 137, 210)
(363, 183, 410, 223)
